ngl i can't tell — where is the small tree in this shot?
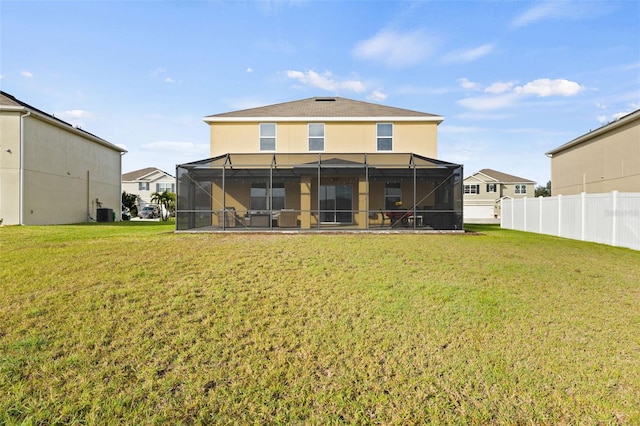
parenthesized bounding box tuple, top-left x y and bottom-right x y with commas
(122, 191, 140, 217)
(535, 180, 552, 197)
(150, 191, 175, 221)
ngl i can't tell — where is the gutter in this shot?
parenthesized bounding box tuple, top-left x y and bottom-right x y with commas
(19, 110, 31, 225)
(203, 115, 445, 123)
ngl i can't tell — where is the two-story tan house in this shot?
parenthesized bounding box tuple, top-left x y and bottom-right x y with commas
(0, 91, 125, 225)
(463, 169, 535, 223)
(545, 109, 640, 195)
(176, 97, 463, 231)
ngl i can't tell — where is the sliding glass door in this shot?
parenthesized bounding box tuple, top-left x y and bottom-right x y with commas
(320, 185, 352, 223)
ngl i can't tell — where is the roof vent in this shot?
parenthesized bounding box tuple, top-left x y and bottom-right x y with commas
(315, 97, 336, 102)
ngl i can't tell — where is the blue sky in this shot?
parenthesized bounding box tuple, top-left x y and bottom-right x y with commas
(1, 0, 639, 186)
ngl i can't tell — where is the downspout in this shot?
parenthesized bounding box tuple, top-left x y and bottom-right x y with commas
(19, 110, 31, 225)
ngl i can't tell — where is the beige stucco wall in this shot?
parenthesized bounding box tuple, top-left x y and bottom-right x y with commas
(1, 113, 122, 225)
(210, 121, 438, 158)
(550, 117, 640, 195)
(0, 111, 22, 225)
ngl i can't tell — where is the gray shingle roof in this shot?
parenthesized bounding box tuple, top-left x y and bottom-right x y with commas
(476, 169, 534, 183)
(122, 167, 174, 181)
(205, 97, 443, 121)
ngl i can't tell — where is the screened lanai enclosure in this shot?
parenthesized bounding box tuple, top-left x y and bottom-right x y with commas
(176, 153, 463, 231)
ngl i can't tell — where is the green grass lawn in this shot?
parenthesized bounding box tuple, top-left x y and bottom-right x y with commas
(1, 223, 639, 424)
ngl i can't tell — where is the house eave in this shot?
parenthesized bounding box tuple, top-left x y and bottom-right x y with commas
(1, 104, 126, 153)
(545, 109, 640, 157)
(203, 116, 444, 124)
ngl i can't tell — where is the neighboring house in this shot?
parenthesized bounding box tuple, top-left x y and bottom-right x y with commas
(463, 169, 535, 223)
(0, 91, 125, 225)
(545, 109, 640, 195)
(177, 96, 463, 231)
(122, 167, 176, 205)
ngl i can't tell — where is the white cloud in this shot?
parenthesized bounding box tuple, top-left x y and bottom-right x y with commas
(141, 141, 209, 157)
(514, 78, 584, 97)
(352, 29, 438, 68)
(246, 67, 254, 73)
(457, 93, 520, 111)
(164, 77, 176, 83)
(510, 2, 565, 28)
(458, 78, 481, 91)
(458, 77, 585, 111)
(367, 90, 387, 102)
(285, 70, 366, 93)
(485, 81, 516, 94)
(510, 1, 608, 29)
(598, 110, 634, 124)
(442, 44, 494, 64)
(21, 71, 33, 78)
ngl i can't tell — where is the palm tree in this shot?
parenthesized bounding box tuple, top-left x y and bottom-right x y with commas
(150, 191, 175, 221)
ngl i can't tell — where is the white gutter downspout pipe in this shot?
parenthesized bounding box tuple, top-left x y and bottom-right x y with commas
(19, 110, 31, 225)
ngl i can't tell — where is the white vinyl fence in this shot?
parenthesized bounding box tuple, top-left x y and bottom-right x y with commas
(501, 192, 640, 251)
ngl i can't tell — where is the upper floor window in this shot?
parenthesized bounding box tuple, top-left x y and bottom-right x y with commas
(156, 182, 175, 193)
(260, 123, 276, 151)
(138, 182, 150, 191)
(464, 185, 479, 194)
(486, 184, 497, 193)
(515, 184, 527, 194)
(377, 123, 393, 151)
(308, 123, 325, 151)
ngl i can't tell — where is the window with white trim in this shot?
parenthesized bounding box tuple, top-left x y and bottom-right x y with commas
(138, 182, 149, 191)
(259, 123, 276, 151)
(515, 184, 527, 194)
(377, 123, 393, 151)
(486, 184, 497, 193)
(464, 185, 480, 194)
(308, 123, 324, 151)
(156, 182, 175, 193)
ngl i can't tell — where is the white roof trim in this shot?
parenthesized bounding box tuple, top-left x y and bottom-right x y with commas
(138, 170, 174, 181)
(204, 116, 444, 123)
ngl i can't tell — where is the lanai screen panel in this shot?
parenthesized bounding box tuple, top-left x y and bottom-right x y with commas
(176, 153, 463, 231)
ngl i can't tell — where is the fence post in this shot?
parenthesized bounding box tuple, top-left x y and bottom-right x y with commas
(558, 194, 562, 237)
(581, 192, 586, 241)
(539, 196, 543, 234)
(511, 197, 514, 229)
(611, 191, 618, 247)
